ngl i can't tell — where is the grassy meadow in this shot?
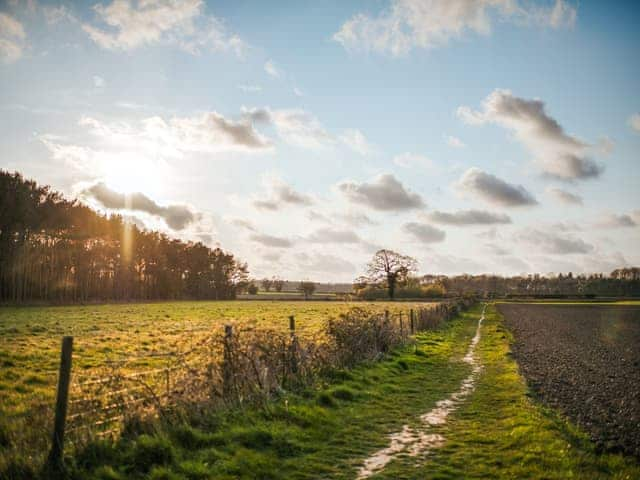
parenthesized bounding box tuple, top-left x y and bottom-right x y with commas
(0, 300, 433, 462)
(40, 304, 637, 480)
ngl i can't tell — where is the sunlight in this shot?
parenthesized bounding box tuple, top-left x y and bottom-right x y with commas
(102, 154, 164, 196)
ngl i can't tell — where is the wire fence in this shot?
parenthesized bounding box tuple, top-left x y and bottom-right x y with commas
(6, 298, 477, 472)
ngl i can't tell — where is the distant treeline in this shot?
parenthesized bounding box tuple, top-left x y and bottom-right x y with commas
(427, 270, 640, 298)
(0, 171, 249, 304)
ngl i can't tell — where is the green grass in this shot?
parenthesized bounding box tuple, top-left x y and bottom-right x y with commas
(0, 300, 431, 412)
(0, 300, 433, 475)
(47, 303, 637, 480)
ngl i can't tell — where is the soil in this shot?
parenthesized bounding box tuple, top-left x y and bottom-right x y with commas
(498, 304, 640, 458)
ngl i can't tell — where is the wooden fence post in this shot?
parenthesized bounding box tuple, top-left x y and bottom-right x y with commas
(222, 325, 233, 400)
(47, 336, 73, 472)
(399, 312, 404, 340)
(288, 315, 298, 374)
(410, 309, 414, 333)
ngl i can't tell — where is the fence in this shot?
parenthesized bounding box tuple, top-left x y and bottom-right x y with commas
(41, 298, 475, 468)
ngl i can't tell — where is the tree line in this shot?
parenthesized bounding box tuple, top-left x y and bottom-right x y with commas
(0, 171, 249, 304)
(355, 249, 640, 299)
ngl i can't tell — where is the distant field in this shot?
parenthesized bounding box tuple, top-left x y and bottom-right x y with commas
(0, 300, 433, 420)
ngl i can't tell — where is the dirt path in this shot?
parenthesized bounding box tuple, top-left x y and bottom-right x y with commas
(356, 305, 486, 479)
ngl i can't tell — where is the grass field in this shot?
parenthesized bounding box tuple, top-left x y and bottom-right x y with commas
(0, 300, 433, 450)
(49, 304, 638, 479)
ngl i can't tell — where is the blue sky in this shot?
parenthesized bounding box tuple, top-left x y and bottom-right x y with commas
(1, 0, 639, 281)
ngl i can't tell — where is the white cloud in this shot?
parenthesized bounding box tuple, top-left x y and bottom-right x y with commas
(458, 89, 602, 181)
(307, 228, 361, 244)
(425, 209, 511, 225)
(80, 111, 272, 155)
(339, 129, 375, 155)
(515, 228, 593, 254)
(81, 182, 197, 230)
(334, 0, 576, 56)
(0, 12, 26, 63)
(403, 222, 446, 243)
(250, 233, 293, 248)
(81, 0, 245, 55)
(93, 75, 106, 88)
(293, 87, 304, 97)
(629, 113, 640, 133)
(43, 5, 76, 25)
(264, 59, 281, 78)
(445, 135, 465, 148)
(594, 213, 637, 229)
(244, 107, 332, 149)
(253, 177, 313, 211)
(456, 167, 537, 207)
(393, 152, 434, 169)
(546, 187, 583, 205)
(238, 84, 262, 93)
(338, 173, 425, 211)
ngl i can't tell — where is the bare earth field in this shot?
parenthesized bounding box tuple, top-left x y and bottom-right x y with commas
(498, 303, 640, 458)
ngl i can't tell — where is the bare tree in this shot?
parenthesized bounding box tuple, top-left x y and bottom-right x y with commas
(298, 281, 316, 300)
(366, 249, 417, 299)
(261, 278, 273, 292)
(273, 277, 285, 292)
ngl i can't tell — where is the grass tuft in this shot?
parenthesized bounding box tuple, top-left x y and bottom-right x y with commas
(130, 435, 176, 472)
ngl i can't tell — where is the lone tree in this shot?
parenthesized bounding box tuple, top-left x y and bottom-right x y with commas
(366, 249, 417, 299)
(298, 281, 316, 300)
(273, 278, 285, 292)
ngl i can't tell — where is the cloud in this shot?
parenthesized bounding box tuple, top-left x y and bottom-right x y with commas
(264, 60, 280, 78)
(515, 228, 593, 254)
(43, 5, 76, 25)
(253, 177, 313, 211)
(226, 217, 256, 231)
(81, 0, 245, 55)
(445, 135, 465, 148)
(81, 182, 197, 230)
(238, 84, 262, 93)
(340, 211, 376, 227)
(80, 112, 272, 155)
(249, 233, 293, 248)
(0, 12, 26, 63)
(333, 0, 576, 56)
(244, 107, 332, 149)
(295, 252, 356, 275)
(594, 213, 637, 229)
(339, 129, 375, 155)
(293, 87, 304, 97)
(403, 222, 446, 243)
(338, 173, 425, 211)
(393, 152, 434, 169)
(426, 209, 511, 225)
(484, 244, 510, 256)
(307, 228, 361, 244)
(547, 187, 583, 205)
(307, 210, 376, 228)
(93, 75, 106, 88)
(456, 167, 537, 207)
(629, 113, 640, 133)
(458, 89, 602, 181)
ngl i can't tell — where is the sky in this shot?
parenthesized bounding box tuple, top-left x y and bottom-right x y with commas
(1, 0, 639, 282)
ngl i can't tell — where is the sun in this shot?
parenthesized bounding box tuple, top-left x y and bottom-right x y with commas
(102, 154, 164, 197)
